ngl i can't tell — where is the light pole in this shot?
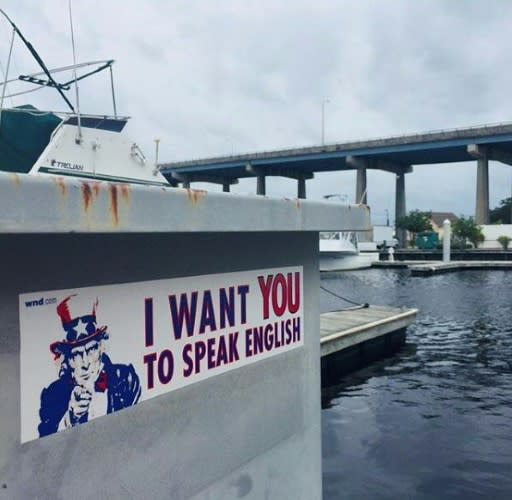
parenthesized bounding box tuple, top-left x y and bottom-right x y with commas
(321, 99, 330, 145)
(510, 171, 512, 223)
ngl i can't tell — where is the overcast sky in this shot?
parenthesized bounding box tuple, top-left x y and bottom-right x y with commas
(3, 0, 512, 224)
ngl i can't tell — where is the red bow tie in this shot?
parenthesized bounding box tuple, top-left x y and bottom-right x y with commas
(95, 371, 108, 392)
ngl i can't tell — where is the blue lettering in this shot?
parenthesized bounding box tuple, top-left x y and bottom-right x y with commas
(182, 344, 194, 377)
(145, 297, 154, 347)
(143, 352, 157, 389)
(293, 317, 301, 342)
(237, 285, 249, 324)
(285, 318, 292, 343)
(157, 349, 174, 385)
(219, 287, 235, 329)
(229, 332, 239, 362)
(264, 324, 274, 351)
(194, 341, 206, 374)
(199, 290, 217, 334)
(169, 292, 198, 339)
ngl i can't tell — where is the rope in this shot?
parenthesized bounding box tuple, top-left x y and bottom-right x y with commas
(320, 284, 369, 310)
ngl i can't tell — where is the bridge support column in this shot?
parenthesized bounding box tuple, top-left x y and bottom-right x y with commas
(475, 156, 489, 224)
(347, 156, 370, 205)
(298, 176, 306, 199)
(257, 175, 266, 195)
(182, 179, 190, 189)
(356, 167, 367, 204)
(222, 183, 230, 193)
(395, 172, 406, 247)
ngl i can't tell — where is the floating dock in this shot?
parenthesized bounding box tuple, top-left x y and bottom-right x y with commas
(320, 305, 418, 383)
(373, 260, 512, 275)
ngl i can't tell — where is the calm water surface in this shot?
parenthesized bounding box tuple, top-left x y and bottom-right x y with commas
(321, 269, 512, 500)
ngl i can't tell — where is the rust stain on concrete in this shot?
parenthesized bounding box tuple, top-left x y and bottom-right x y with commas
(92, 181, 102, 197)
(186, 188, 207, 204)
(9, 173, 21, 186)
(81, 182, 93, 211)
(109, 184, 119, 225)
(53, 177, 67, 196)
(120, 184, 131, 202)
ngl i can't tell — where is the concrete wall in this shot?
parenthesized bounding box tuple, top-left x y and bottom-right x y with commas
(0, 232, 321, 500)
(481, 224, 512, 248)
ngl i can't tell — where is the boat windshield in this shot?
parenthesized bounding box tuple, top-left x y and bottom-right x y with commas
(320, 232, 341, 240)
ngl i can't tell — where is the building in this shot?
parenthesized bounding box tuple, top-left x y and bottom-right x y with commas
(430, 212, 458, 239)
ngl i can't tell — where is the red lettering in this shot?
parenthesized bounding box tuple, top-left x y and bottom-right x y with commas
(258, 274, 273, 319)
(287, 272, 300, 314)
(272, 273, 287, 317)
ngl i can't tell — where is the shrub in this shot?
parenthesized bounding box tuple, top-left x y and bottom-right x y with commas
(497, 235, 511, 250)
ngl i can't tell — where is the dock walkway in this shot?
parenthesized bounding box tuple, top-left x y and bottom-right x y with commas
(373, 260, 512, 275)
(320, 305, 418, 357)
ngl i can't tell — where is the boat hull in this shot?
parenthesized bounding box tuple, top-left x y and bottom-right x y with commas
(319, 251, 379, 271)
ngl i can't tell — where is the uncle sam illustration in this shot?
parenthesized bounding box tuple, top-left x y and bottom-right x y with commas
(38, 294, 141, 437)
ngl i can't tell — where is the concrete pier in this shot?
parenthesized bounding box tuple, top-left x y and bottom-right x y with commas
(476, 156, 490, 224)
(0, 171, 370, 499)
(395, 172, 407, 246)
(356, 167, 367, 205)
(257, 174, 266, 195)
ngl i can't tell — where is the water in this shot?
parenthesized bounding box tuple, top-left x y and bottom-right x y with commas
(321, 269, 512, 500)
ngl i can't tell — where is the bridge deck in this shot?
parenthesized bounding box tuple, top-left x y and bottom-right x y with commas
(160, 123, 512, 179)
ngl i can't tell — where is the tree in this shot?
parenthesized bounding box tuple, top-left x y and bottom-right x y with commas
(395, 210, 432, 246)
(452, 215, 484, 248)
(490, 197, 512, 224)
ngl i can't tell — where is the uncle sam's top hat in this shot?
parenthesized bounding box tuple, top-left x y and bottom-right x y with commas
(50, 294, 108, 357)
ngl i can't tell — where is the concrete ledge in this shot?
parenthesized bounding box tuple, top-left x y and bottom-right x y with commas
(0, 171, 370, 233)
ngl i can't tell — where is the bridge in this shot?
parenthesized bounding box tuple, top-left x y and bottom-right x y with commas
(159, 123, 512, 243)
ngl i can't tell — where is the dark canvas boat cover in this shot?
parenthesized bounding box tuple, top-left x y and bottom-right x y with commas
(0, 105, 61, 173)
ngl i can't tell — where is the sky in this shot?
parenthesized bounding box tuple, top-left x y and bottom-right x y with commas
(2, 0, 512, 225)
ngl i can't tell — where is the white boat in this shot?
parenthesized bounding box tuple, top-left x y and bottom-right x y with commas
(319, 231, 379, 271)
(0, 9, 170, 188)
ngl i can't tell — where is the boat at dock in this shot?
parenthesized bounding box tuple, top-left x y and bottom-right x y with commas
(319, 231, 379, 271)
(0, 9, 169, 188)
